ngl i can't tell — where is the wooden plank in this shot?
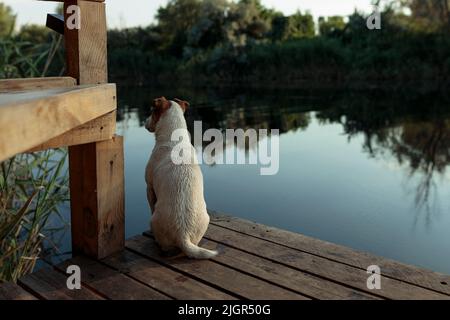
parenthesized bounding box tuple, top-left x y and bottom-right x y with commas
(18, 268, 103, 300)
(143, 231, 379, 300)
(64, 0, 108, 85)
(0, 84, 116, 162)
(69, 135, 125, 259)
(126, 235, 309, 300)
(0, 282, 38, 300)
(204, 223, 449, 300)
(27, 111, 116, 152)
(210, 213, 450, 296)
(103, 250, 236, 300)
(55, 255, 170, 300)
(0, 77, 76, 93)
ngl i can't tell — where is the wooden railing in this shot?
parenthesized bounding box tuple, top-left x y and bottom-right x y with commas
(0, 0, 124, 259)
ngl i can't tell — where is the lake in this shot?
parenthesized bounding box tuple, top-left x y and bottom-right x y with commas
(44, 85, 450, 275)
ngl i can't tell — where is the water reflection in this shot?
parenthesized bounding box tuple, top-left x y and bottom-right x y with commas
(117, 86, 450, 273)
(315, 96, 450, 226)
(379, 120, 449, 226)
(118, 86, 450, 222)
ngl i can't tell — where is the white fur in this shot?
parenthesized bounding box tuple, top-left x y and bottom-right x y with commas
(145, 101, 218, 259)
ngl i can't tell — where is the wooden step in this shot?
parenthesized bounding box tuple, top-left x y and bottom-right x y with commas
(0, 84, 116, 161)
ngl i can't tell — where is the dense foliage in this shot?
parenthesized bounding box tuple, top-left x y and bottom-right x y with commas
(2, 0, 449, 90)
(107, 0, 450, 90)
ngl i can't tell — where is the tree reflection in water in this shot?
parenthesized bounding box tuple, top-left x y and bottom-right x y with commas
(118, 85, 450, 226)
(316, 95, 450, 226)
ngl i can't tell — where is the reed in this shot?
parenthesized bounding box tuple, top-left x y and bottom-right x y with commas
(0, 151, 69, 282)
(0, 33, 68, 282)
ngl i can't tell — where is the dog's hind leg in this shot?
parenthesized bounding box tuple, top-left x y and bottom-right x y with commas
(154, 230, 181, 257)
(159, 246, 182, 257)
(147, 185, 157, 214)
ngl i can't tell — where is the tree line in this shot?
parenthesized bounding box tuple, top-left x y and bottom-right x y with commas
(107, 0, 450, 90)
(1, 0, 450, 90)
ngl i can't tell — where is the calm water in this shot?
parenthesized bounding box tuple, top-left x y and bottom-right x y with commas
(44, 86, 450, 274)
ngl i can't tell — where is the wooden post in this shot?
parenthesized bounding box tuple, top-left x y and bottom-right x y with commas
(64, 0, 125, 258)
(64, 0, 108, 85)
(68, 136, 124, 258)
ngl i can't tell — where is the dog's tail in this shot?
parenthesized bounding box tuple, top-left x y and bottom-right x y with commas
(180, 238, 218, 259)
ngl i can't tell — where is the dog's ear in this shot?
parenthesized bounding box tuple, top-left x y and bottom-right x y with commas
(174, 98, 190, 113)
(153, 97, 171, 111)
(148, 97, 171, 132)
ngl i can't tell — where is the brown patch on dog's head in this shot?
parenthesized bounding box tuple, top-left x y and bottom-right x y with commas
(153, 96, 171, 112)
(174, 98, 190, 113)
(145, 96, 171, 132)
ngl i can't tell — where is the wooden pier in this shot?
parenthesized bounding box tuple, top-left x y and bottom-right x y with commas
(1, 0, 450, 301)
(1, 213, 450, 300)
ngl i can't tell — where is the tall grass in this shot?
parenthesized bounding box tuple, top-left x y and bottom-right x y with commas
(0, 151, 69, 282)
(0, 33, 68, 283)
(0, 33, 63, 78)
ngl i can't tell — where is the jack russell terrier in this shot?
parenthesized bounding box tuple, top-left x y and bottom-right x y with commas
(145, 97, 218, 259)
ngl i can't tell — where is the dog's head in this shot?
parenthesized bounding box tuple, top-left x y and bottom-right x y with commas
(145, 97, 190, 133)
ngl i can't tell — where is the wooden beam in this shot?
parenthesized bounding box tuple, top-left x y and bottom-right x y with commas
(0, 77, 76, 93)
(27, 111, 116, 152)
(0, 84, 116, 162)
(65, 0, 124, 259)
(64, 0, 108, 84)
(69, 135, 125, 258)
(46, 13, 64, 35)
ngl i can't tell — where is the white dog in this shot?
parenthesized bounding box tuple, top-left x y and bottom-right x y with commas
(145, 97, 218, 259)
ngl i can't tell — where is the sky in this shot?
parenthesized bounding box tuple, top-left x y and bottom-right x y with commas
(3, 0, 375, 29)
